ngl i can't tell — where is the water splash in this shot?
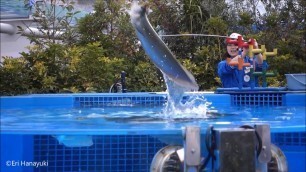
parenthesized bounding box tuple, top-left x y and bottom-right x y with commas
(163, 75, 211, 119)
(129, 1, 198, 90)
(129, 1, 210, 119)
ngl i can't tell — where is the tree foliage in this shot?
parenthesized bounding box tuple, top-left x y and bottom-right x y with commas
(19, 0, 80, 46)
(1, 0, 305, 95)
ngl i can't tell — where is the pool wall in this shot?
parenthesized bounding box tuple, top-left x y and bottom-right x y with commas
(1, 91, 306, 109)
(1, 92, 305, 172)
(1, 134, 167, 172)
(1, 133, 305, 172)
(0, 92, 232, 109)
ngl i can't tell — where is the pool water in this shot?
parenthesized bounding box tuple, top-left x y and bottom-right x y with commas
(1, 106, 305, 134)
(1, 93, 305, 172)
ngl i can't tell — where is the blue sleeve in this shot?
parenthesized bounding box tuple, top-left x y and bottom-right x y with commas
(218, 60, 234, 77)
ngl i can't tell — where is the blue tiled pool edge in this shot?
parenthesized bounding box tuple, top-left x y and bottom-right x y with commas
(0, 92, 232, 109)
(1, 92, 306, 109)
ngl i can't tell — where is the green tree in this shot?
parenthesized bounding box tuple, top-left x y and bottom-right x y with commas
(18, 43, 70, 93)
(77, 0, 139, 58)
(19, 0, 80, 46)
(0, 57, 30, 95)
(1, 0, 305, 95)
(256, 0, 306, 85)
(67, 42, 127, 92)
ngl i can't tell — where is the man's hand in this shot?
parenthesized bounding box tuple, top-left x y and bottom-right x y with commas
(253, 39, 259, 49)
(242, 47, 248, 58)
(250, 39, 264, 64)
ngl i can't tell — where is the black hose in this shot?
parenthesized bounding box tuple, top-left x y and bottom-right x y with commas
(239, 125, 263, 157)
(199, 125, 215, 171)
(109, 78, 121, 93)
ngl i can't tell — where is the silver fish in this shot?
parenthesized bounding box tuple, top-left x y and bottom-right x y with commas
(130, 3, 199, 91)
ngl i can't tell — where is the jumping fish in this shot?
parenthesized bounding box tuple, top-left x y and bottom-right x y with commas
(130, 3, 199, 91)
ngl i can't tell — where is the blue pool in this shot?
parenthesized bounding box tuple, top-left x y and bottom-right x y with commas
(1, 92, 305, 172)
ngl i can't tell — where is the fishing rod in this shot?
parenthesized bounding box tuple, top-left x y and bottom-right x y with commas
(158, 34, 227, 38)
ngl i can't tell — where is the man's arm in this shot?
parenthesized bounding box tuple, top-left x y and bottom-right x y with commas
(218, 60, 235, 77)
(253, 39, 263, 64)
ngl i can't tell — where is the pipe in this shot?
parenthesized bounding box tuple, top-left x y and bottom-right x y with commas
(121, 71, 127, 93)
(159, 34, 227, 38)
(22, 27, 64, 39)
(0, 23, 16, 35)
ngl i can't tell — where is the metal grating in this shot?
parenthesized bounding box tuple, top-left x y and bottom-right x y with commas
(231, 93, 284, 106)
(74, 93, 286, 107)
(33, 135, 166, 172)
(74, 96, 167, 108)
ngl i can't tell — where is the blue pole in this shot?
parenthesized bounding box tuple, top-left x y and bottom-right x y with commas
(121, 71, 127, 93)
(238, 70, 244, 89)
(250, 66, 255, 89)
(238, 49, 243, 89)
(262, 61, 268, 87)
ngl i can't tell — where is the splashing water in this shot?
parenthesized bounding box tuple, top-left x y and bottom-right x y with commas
(129, 2, 211, 119)
(163, 75, 211, 119)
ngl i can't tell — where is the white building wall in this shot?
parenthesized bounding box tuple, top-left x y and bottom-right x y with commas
(1, 0, 94, 60)
(0, 19, 34, 59)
